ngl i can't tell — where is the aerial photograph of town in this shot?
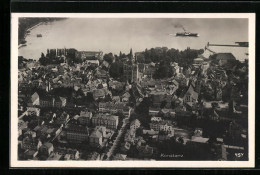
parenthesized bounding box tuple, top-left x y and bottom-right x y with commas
(16, 16, 250, 162)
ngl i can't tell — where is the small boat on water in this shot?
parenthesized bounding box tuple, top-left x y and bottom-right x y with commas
(37, 34, 42, 37)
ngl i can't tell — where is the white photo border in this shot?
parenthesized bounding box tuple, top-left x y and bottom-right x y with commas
(10, 13, 255, 168)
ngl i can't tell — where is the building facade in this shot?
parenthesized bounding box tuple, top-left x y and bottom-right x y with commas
(92, 113, 119, 129)
(66, 125, 89, 143)
(78, 111, 92, 126)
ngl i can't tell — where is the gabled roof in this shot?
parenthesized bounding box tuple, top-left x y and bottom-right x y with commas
(191, 136, 209, 143)
(93, 113, 118, 121)
(66, 124, 89, 134)
(102, 61, 109, 67)
(60, 97, 67, 103)
(183, 84, 198, 99)
(44, 142, 53, 149)
(122, 92, 130, 98)
(95, 126, 106, 132)
(110, 115, 119, 121)
(93, 89, 106, 96)
(130, 119, 141, 126)
(90, 130, 102, 138)
(80, 111, 92, 118)
(114, 153, 127, 160)
(194, 58, 204, 62)
(203, 45, 248, 61)
(31, 92, 39, 102)
(27, 107, 40, 112)
(215, 53, 236, 61)
(40, 95, 54, 101)
(96, 69, 107, 75)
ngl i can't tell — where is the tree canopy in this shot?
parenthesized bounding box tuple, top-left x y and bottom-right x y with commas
(109, 60, 124, 80)
(153, 60, 174, 79)
(103, 53, 114, 64)
(138, 47, 204, 68)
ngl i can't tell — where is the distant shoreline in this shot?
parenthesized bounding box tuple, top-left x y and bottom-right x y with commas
(18, 18, 67, 45)
(18, 43, 27, 49)
(18, 22, 43, 46)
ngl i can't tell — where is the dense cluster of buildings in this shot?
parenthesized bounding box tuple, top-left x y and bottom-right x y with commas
(18, 45, 248, 161)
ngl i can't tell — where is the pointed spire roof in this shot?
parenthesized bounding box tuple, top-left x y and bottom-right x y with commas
(129, 48, 133, 60)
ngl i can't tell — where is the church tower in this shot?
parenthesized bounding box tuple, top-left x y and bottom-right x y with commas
(129, 48, 133, 63)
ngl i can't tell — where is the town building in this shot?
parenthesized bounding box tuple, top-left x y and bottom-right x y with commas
(136, 144, 154, 158)
(89, 126, 106, 146)
(76, 51, 103, 61)
(24, 149, 38, 160)
(78, 111, 92, 126)
(149, 120, 175, 135)
(18, 119, 28, 136)
(85, 60, 100, 66)
(92, 113, 119, 129)
(28, 92, 40, 106)
(26, 107, 40, 116)
(123, 63, 140, 83)
(21, 135, 38, 150)
(54, 96, 67, 108)
(55, 113, 70, 126)
(65, 124, 89, 143)
(47, 152, 63, 160)
(93, 89, 108, 100)
(149, 90, 172, 108)
(99, 101, 127, 114)
(182, 84, 198, 106)
(151, 116, 162, 122)
(40, 96, 54, 108)
(39, 142, 54, 158)
(215, 53, 236, 66)
(95, 69, 107, 79)
(130, 119, 141, 130)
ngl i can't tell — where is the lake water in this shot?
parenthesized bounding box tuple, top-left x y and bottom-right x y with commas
(18, 18, 248, 61)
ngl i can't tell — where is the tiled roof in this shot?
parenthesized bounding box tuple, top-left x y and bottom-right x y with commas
(31, 92, 39, 102)
(44, 142, 53, 148)
(80, 111, 92, 118)
(203, 45, 248, 61)
(191, 136, 209, 143)
(90, 130, 102, 138)
(130, 119, 140, 126)
(215, 53, 236, 61)
(66, 124, 89, 134)
(93, 113, 118, 121)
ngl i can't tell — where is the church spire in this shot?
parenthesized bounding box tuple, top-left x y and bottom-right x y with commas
(119, 51, 122, 59)
(129, 48, 133, 60)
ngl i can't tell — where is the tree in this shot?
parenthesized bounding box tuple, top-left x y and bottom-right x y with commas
(160, 100, 167, 109)
(18, 56, 24, 65)
(85, 92, 95, 104)
(171, 101, 176, 109)
(103, 53, 114, 64)
(136, 54, 145, 63)
(153, 61, 173, 79)
(135, 97, 152, 127)
(128, 89, 136, 107)
(109, 61, 123, 79)
(103, 94, 112, 102)
(87, 64, 97, 71)
(18, 56, 26, 69)
(39, 53, 48, 66)
(75, 89, 85, 99)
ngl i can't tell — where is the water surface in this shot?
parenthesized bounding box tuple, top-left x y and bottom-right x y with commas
(18, 18, 248, 60)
